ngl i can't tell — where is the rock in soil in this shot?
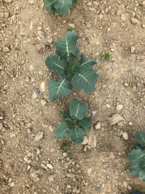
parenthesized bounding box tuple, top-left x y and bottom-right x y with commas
(35, 131, 44, 141)
(110, 114, 124, 125)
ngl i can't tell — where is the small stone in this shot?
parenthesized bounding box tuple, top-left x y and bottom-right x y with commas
(47, 164, 53, 169)
(82, 136, 88, 145)
(66, 173, 75, 178)
(110, 114, 124, 125)
(38, 31, 45, 39)
(68, 24, 75, 28)
(95, 122, 101, 129)
(116, 105, 123, 111)
(124, 83, 129, 87)
(48, 175, 55, 181)
(142, 1, 145, 7)
(3, 47, 9, 53)
(117, 10, 123, 15)
(88, 135, 96, 148)
(131, 46, 135, 53)
(92, 111, 97, 116)
(49, 125, 54, 133)
(87, 2, 92, 6)
(0, 123, 3, 130)
(35, 131, 44, 141)
(41, 100, 46, 106)
(9, 182, 14, 187)
(109, 152, 115, 159)
(121, 14, 126, 21)
(129, 122, 133, 126)
(123, 181, 127, 188)
(128, 186, 132, 190)
(48, 37, 52, 44)
(131, 18, 141, 25)
(122, 132, 128, 140)
(63, 153, 67, 157)
(32, 89, 39, 99)
(24, 156, 32, 163)
(4, 0, 12, 3)
(30, 21, 33, 30)
(40, 82, 45, 92)
(30, 169, 39, 182)
(41, 163, 47, 170)
(28, 0, 35, 4)
(111, 49, 114, 52)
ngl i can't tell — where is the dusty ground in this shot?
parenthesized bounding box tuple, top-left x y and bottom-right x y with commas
(1, 0, 145, 193)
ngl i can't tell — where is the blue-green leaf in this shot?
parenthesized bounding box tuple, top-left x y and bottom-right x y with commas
(55, 122, 70, 140)
(68, 152, 73, 158)
(62, 111, 70, 120)
(139, 168, 145, 182)
(81, 125, 91, 133)
(79, 53, 97, 68)
(80, 117, 92, 128)
(72, 0, 78, 5)
(54, 0, 72, 14)
(45, 55, 67, 75)
(44, 0, 56, 12)
(48, 78, 72, 102)
(135, 131, 145, 147)
(70, 126, 84, 144)
(69, 99, 88, 120)
(128, 148, 145, 169)
(129, 166, 140, 177)
(54, 32, 79, 59)
(72, 66, 99, 94)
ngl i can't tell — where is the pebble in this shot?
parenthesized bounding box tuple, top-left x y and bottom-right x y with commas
(124, 83, 129, 87)
(38, 31, 45, 39)
(35, 131, 44, 141)
(32, 89, 39, 99)
(47, 164, 53, 169)
(117, 10, 123, 16)
(95, 122, 101, 129)
(122, 132, 128, 140)
(28, 0, 35, 4)
(0, 123, 3, 130)
(68, 24, 75, 28)
(4, 0, 12, 3)
(116, 105, 123, 111)
(129, 122, 133, 125)
(121, 14, 126, 21)
(66, 173, 75, 178)
(131, 46, 135, 53)
(41, 100, 46, 106)
(40, 82, 45, 92)
(48, 175, 55, 181)
(88, 134, 96, 148)
(3, 47, 9, 52)
(110, 114, 124, 125)
(49, 125, 54, 133)
(82, 136, 88, 145)
(131, 18, 141, 25)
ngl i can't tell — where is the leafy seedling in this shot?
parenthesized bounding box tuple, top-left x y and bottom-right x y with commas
(15, 48, 20, 51)
(25, 51, 28, 54)
(102, 51, 111, 61)
(44, 0, 78, 14)
(60, 143, 73, 158)
(45, 31, 99, 102)
(71, 18, 74, 23)
(128, 131, 145, 182)
(67, 28, 75, 32)
(54, 12, 59, 16)
(55, 99, 92, 145)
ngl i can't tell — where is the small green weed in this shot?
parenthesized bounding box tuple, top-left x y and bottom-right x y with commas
(15, 48, 20, 51)
(25, 51, 28, 54)
(54, 12, 59, 16)
(67, 28, 75, 32)
(60, 143, 73, 158)
(102, 51, 111, 61)
(71, 18, 74, 23)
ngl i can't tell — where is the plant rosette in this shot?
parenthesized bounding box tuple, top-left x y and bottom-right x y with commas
(129, 131, 145, 182)
(55, 99, 92, 145)
(44, 0, 78, 14)
(45, 31, 99, 102)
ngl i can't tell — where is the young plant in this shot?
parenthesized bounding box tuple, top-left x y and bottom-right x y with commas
(128, 131, 145, 182)
(102, 51, 111, 61)
(45, 31, 99, 102)
(44, 0, 78, 14)
(55, 99, 92, 145)
(60, 143, 73, 158)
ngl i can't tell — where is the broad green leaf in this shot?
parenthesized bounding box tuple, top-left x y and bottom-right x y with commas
(129, 166, 140, 177)
(128, 148, 145, 169)
(48, 78, 72, 102)
(72, 0, 78, 5)
(44, 0, 56, 12)
(72, 66, 99, 94)
(134, 143, 144, 149)
(54, 0, 72, 14)
(55, 122, 70, 140)
(81, 125, 91, 133)
(80, 53, 97, 68)
(70, 126, 84, 144)
(45, 55, 67, 75)
(139, 168, 145, 182)
(65, 118, 73, 124)
(68, 152, 73, 158)
(62, 111, 70, 120)
(54, 32, 79, 59)
(70, 99, 88, 120)
(135, 131, 145, 147)
(80, 117, 92, 128)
